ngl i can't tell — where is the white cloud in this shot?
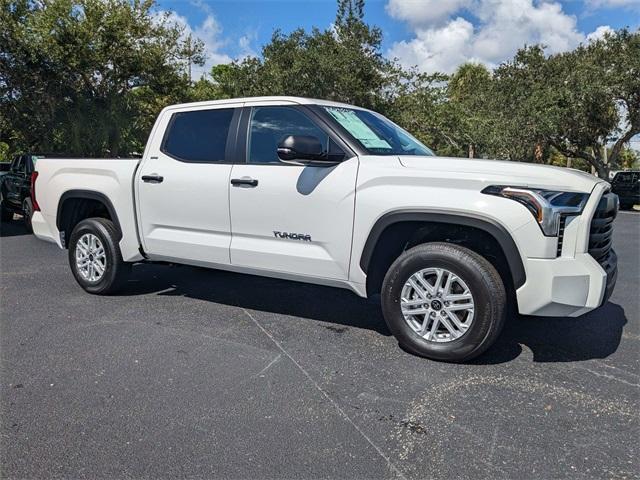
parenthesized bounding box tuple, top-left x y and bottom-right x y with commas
(587, 25, 615, 41)
(386, 0, 616, 74)
(155, 10, 232, 79)
(389, 17, 475, 74)
(386, 0, 471, 25)
(238, 31, 259, 60)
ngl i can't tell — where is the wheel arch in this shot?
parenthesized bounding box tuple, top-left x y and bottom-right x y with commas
(56, 190, 122, 247)
(360, 210, 526, 296)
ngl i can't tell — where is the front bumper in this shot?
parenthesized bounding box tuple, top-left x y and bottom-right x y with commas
(516, 251, 616, 317)
(515, 182, 618, 317)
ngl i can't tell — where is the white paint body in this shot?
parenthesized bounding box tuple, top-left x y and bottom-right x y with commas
(31, 96, 612, 317)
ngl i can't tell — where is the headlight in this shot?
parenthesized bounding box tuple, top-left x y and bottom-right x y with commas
(482, 185, 589, 236)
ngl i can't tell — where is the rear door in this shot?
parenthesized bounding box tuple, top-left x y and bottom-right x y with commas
(228, 104, 358, 279)
(136, 103, 242, 266)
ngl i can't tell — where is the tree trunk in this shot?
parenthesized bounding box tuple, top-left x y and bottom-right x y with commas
(109, 125, 120, 157)
(591, 154, 608, 179)
(468, 144, 474, 159)
(534, 141, 544, 163)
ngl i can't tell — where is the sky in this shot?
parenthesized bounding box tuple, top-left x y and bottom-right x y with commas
(155, 0, 640, 79)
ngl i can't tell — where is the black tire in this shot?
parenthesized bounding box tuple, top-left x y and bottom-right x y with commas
(68, 218, 130, 294)
(619, 203, 633, 210)
(22, 198, 33, 232)
(381, 242, 506, 362)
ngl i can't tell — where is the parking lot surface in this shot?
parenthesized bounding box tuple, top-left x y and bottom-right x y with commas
(1, 212, 639, 479)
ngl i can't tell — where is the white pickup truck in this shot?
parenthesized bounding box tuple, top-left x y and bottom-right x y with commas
(27, 96, 618, 362)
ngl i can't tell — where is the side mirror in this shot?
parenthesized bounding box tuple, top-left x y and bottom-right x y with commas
(277, 135, 341, 165)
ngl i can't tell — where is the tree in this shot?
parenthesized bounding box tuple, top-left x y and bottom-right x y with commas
(490, 46, 556, 163)
(0, 0, 203, 156)
(546, 29, 640, 178)
(208, 0, 404, 112)
(491, 30, 640, 177)
(445, 63, 494, 158)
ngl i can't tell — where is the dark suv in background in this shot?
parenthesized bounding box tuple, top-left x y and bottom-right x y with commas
(0, 154, 40, 231)
(611, 171, 640, 210)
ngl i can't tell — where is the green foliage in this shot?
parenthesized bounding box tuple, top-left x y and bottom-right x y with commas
(0, 142, 9, 162)
(486, 30, 639, 176)
(523, 29, 638, 177)
(0, 0, 203, 156)
(208, 0, 405, 112)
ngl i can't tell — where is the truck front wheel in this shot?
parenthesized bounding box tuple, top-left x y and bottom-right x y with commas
(381, 242, 506, 362)
(68, 218, 130, 295)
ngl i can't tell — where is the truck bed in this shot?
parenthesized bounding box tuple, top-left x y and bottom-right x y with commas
(32, 157, 143, 261)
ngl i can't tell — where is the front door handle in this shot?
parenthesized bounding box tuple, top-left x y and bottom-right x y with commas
(141, 174, 164, 183)
(231, 177, 258, 187)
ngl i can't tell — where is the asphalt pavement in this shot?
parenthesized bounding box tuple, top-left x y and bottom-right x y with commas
(1, 212, 639, 479)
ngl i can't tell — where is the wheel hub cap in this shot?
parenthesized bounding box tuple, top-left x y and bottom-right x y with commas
(400, 267, 475, 343)
(75, 233, 106, 282)
(430, 299, 443, 310)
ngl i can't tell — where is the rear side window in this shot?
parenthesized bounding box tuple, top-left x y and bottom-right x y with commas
(162, 108, 234, 162)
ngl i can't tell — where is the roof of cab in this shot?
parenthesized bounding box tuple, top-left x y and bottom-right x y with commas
(162, 96, 365, 112)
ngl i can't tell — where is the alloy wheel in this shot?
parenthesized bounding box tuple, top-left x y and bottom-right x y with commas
(400, 267, 475, 342)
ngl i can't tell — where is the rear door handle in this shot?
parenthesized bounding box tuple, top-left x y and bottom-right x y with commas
(141, 174, 164, 183)
(231, 178, 258, 187)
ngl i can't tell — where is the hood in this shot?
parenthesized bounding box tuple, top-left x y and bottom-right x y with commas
(399, 156, 605, 193)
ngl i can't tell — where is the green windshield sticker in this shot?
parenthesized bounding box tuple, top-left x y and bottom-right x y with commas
(326, 108, 391, 149)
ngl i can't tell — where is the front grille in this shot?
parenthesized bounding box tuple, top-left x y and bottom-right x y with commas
(589, 191, 618, 274)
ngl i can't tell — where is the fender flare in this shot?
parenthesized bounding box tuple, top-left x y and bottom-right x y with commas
(56, 190, 122, 238)
(359, 210, 526, 289)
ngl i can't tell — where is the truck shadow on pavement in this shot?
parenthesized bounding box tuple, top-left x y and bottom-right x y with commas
(0, 218, 29, 237)
(124, 263, 392, 336)
(123, 263, 627, 364)
(473, 302, 627, 364)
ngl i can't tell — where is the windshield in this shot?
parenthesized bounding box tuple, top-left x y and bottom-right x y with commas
(322, 106, 434, 156)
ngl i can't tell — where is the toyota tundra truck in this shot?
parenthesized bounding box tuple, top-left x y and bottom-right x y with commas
(25, 96, 619, 362)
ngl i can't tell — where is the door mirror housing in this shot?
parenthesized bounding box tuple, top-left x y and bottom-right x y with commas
(277, 135, 343, 165)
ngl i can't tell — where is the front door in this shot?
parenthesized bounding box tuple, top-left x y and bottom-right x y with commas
(136, 104, 241, 266)
(229, 105, 358, 280)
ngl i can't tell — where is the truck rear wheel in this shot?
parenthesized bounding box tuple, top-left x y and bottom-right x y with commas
(68, 218, 130, 295)
(381, 242, 506, 362)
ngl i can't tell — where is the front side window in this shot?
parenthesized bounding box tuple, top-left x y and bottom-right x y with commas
(162, 108, 234, 162)
(247, 107, 329, 164)
(322, 106, 434, 156)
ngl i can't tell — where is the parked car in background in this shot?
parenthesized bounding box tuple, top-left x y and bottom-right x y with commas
(611, 170, 640, 210)
(0, 154, 40, 231)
